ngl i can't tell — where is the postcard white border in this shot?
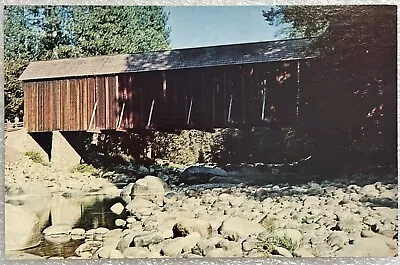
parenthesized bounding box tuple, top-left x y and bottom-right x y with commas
(0, 1, 398, 265)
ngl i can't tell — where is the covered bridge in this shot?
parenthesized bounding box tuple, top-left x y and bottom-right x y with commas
(19, 38, 316, 133)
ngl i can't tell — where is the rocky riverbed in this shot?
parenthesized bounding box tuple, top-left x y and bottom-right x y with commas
(4, 155, 399, 259)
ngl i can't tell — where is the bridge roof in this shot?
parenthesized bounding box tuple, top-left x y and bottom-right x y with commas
(19, 37, 316, 81)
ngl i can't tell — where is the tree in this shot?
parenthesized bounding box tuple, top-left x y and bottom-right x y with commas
(71, 6, 170, 56)
(4, 5, 170, 120)
(263, 6, 397, 173)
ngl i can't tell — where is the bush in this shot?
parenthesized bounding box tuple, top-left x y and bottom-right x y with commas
(255, 231, 298, 255)
(71, 163, 100, 176)
(24, 151, 47, 165)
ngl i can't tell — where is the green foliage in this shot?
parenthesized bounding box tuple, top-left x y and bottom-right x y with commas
(273, 234, 297, 252)
(4, 5, 170, 120)
(24, 151, 47, 165)
(71, 163, 100, 176)
(255, 231, 297, 255)
(153, 130, 214, 165)
(211, 127, 311, 165)
(71, 6, 170, 56)
(263, 6, 397, 172)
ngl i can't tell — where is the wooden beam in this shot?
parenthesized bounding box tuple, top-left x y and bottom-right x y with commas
(228, 94, 233, 123)
(296, 61, 301, 117)
(88, 101, 98, 131)
(117, 102, 125, 128)
(162, 72, 167, 98)
(261, 88, 266, 120)
(187, 97, 193, 124)
(147, 99, 155, 127)
(241, 68, 246, 123)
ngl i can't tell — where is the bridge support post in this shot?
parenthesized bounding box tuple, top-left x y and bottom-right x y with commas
(51, 131, 82, 170)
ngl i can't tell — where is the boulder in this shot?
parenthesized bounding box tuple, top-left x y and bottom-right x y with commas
(125, 197, 158, 214)
(336, 237, 397, 257)
(218, 217, 264, 241)
(180, 166, 229, 185)
(293, 247, 314, 257)
(205, 248, 238, 257)
(109, 249, 124, 259)
(75, 241, 102, 257)
(272, 246, 293, 257)
(94, 246, 114, 259)
(115, 219, 126, 227)
(43, 224, 72, 236)
(359, 184, 379, 197)
(123, 247, 151, 258)
(193, 235, 224, 256)
(71, 228, 86, 240)
(327, 231, 348, 247)
(5, 204, 42, 251)
(303, 196, 320, 208)
(274, 229, 302, 247)
(120, 183, 134, 197)
(131, 176, 169, 205)
(134, 233, 164, 247)
(173, 218, 213, 237)
(110, 203, 124, 215)
(160, 232, 202, 257)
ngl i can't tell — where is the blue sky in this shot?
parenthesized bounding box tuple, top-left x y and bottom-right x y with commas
(164, 6, 287, 49)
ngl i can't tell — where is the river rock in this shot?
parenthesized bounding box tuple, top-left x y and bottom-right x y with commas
(337, 216, 363, 232)
(116, 232, 136, 251)
(359, 184, 379, 197)
(180, 166, 229, 185)
(173, 218, 213, 237)
(274, 229, 302, 247)
(75, 241, 102, 257)
(218, 217, 264, 241)
(71, 228, 86, 240)
(160, 232, 202, 257)
(94, 246, 113, 259)
(110, 203, 124, 215)
(272, 246, 293, 257)
(327, 231, 348, 247)
(85, 229, 96, 241)
(5, 204, 42, 251)
(94, 227, 110, 241)
(134, 233, 164, 247)
(123, 247, 151, 258)
(363, 215, 379, 226)
(125, 197, 158, 214)
(109, 249, 124, 259)
(303, 196, 320, 208)
(43, 224, 72, 243)
(193, 235, 224, 256)
(293, 247, 314, 257)
(115, 219, 126, 227)
(131, 176, 168, 205)
(336, 237, 397, 257)
(205, 248, 237, 257)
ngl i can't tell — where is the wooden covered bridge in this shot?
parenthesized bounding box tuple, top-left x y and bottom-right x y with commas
(19, 38, 316, 134)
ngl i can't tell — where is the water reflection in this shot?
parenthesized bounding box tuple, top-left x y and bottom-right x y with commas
(8, 194, 128, 258)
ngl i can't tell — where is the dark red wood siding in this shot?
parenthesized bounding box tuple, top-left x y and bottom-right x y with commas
(24, 75, 119, 132)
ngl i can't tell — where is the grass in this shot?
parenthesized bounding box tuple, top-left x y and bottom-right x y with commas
(261, 218, 276, 232)
(273, 234, 298, 252)
(255, 230, 298, 255)
(24, 151, 47, 166)
(71, 163, 100, 176)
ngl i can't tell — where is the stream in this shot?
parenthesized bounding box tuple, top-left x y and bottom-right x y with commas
(6, 194, 127, 258)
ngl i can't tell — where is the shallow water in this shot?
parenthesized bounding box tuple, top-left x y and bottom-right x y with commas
(7, 194, 127, 258)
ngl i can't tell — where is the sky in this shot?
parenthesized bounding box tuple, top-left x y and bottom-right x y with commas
(164, 6, 287, 49)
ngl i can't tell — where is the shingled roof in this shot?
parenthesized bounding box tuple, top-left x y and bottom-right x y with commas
(19, 38, 316, 81)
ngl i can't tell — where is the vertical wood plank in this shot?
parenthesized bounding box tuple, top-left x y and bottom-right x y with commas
(241, 67, 246, 123)
(105, 76, 109, 129)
